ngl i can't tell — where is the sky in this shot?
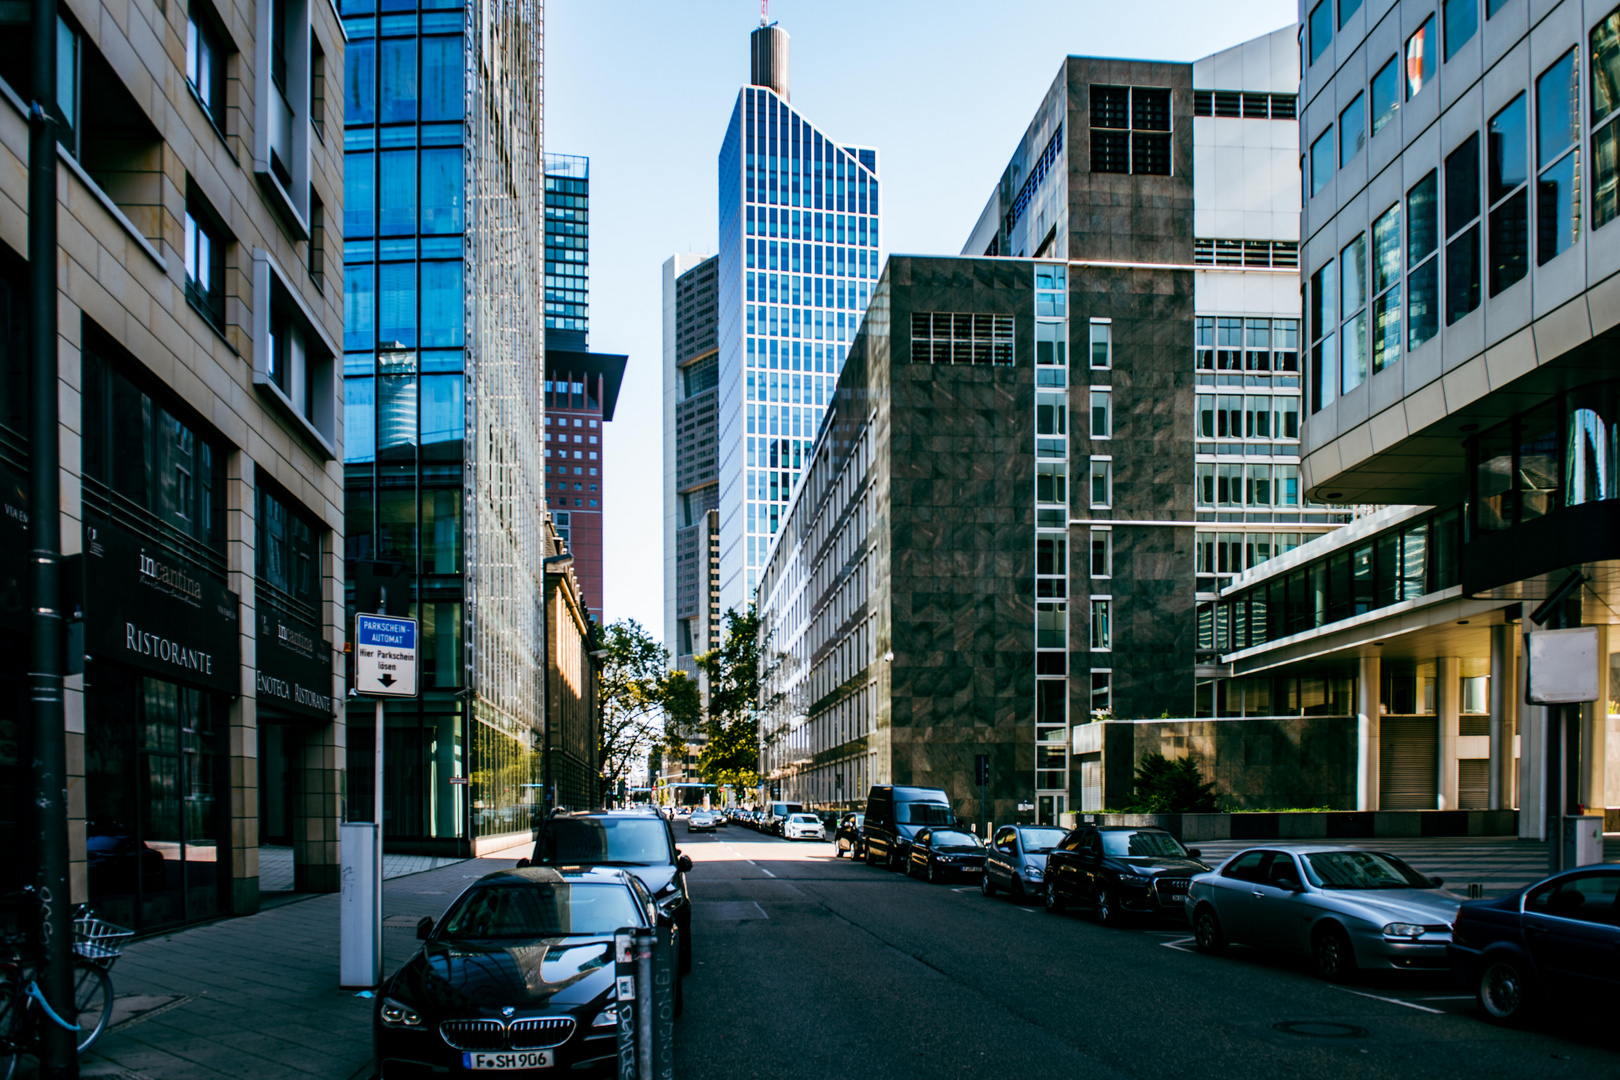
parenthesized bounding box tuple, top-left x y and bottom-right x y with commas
(545, 0, 1298, 647)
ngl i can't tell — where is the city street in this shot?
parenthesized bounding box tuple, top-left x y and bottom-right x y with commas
(674, 830, 1620, 1080)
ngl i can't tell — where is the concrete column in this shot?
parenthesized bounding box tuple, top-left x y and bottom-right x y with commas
(1357, 654, 1381, 811)
(1438, 656, 1461, 810)
(1488, 624, 1515, 810)
(1519, 635, 1545, 840)
(1581, 624, 1609, 818)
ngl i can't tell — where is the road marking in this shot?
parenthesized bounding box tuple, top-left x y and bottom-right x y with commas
(1331, 987, 1444, 1014)
(759, 866, 776, 878)
(1159, 937, 1198, 954)
(951, 886, 978, 893)
(1413, 996, 1473, 1001)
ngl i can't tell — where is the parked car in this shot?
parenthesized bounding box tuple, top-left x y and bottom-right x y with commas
(834, 813, 866, 859)
(374, 865, 677, 1077)
(908, 827, 987, 883)
(686, 811, 718, 833)
(863, 785, 955, 870)
(981, 824, 1067, 902)
(1186, 845, 1460, 981)
(763, 801, 807, 836)
(521, 808, 695, 973)
(1044, 825, 1210, 925)
(783, 813, 826, 841)
(1448, 864, 1620, 1023)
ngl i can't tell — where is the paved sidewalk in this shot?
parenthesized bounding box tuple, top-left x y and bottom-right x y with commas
(59, 841, 531, 1080)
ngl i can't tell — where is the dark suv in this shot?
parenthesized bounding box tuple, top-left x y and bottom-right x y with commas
(862, 785, 956, 870)
(1043, 825, 1210, 925)
(521, 809, 695, 971)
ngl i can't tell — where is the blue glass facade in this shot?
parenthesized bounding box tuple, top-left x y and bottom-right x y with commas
(717, 85, 881, 607)
(545, 154, 590, 345)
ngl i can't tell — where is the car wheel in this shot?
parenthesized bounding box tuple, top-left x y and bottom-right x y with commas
(1478, 959, 1533, 1024)
(1311, 923, 1356, 983)
(1192, 904, 1226, 953)
(1044, 882, 1066, 914)
(981, 872, 996, 897)
(1094, 887, 1121, 927)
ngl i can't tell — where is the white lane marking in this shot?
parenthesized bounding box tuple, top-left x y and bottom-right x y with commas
(1413, 996, 1474, 1001)
(1160, 937, 1198, 954)
(759, 866, 776, 878)
(1331, 986, 1444, 1014)
(1018, 907, 1038, 913)
(951, 887, 977, 893)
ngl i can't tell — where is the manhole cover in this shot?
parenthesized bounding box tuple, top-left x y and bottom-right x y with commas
(1271, 1021, 1369, 1038)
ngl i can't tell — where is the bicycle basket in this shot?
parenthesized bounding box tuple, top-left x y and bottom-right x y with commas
(72, 916, 133, 966)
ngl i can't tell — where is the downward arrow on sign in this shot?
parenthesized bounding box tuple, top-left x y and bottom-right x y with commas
(378, 673, 396, 687)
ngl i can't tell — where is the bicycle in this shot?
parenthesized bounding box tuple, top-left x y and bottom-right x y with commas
(0, 889, 131, 1080)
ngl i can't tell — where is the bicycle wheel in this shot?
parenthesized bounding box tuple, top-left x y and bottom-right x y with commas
(71, 962, 111, 1055)
(0, 979, 24, 1080)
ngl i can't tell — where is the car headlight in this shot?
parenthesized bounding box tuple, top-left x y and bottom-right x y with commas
(591, 1004, 618, 1029)
(380, 997, 423, 1027)
(1022, 865, 1043, 879)
(1382, 922, 1425, 939)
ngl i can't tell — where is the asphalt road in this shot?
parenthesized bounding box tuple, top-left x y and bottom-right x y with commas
(671, 827, 1619, 1080)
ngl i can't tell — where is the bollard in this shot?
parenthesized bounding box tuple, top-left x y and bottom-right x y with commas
(634, 927, 656, 1080)
(1467, 882, 1483, 899)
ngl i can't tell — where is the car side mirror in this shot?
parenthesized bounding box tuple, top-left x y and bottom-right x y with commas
(416, 916, 435, 940)
(1186, 848, 1201, 859)
(1275, 877, 1303, 892)
(677, 853, 694, 873)
(1429, 876, 1444, 888)
(515, 857, 530, 869)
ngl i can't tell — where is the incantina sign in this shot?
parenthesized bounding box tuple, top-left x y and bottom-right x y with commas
(355, 614, 418, 697)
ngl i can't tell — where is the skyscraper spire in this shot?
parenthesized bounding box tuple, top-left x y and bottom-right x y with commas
(750, 17, 789, 101)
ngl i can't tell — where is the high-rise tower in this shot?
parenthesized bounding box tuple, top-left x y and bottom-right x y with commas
(707, 18, 882, 612)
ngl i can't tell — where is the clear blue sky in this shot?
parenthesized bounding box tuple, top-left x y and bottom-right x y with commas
(545, 0, 1298, 646)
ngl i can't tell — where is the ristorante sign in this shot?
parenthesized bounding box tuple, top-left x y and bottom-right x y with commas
(256, 600, 336, 719)
(83, 514, 240, 695)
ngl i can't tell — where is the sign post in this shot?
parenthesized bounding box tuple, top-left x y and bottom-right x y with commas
(350, 614, 418, 987)
(975, 754, 990, 837)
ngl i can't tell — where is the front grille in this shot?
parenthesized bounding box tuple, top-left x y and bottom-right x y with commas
(440, 1020, 504, 1051)
(1154, 878, 1191, 903)
(509, 1017, 576, 1050)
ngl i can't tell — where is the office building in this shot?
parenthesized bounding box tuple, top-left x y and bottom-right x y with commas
(665, 253, 722, 675)
(341, 0, 549, 855)
(0, 0, 347, 926)
(1195, 0, 1620, 829)
(756, 31, 1355, 825)
(713, 19, 882, 613)
(544, 153, 626, 622)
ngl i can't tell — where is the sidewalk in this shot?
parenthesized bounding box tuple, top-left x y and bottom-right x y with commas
(63, 840, 531, 1080)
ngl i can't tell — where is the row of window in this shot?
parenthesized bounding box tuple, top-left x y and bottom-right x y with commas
(746, 239, 876, 279)
(747, 207, 877, 247)
(1196, 531, 1311, 578)
(1193, 239, 1301, 268)
(344, 148, 464, 239)
(746, 337, 846, 374)
(1195, 462, 1305, 509)
(742, 90, 877, 215)
(1471, 381, 1620, 533)
(748, 274, 865, 310)
(1196, 394, 1303, 441)
(1192, 90, 1299, 120)
(908, 312, 1015, 366)
(746, 307, 860, 344)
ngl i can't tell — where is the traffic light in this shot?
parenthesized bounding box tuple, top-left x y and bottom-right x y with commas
(975, 754, 991, 787)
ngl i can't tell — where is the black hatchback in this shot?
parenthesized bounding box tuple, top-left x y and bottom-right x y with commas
(373, 866, 675, 1078)
(1043, 825, 1210, 925)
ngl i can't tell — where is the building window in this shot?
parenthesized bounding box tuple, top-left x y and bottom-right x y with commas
(1308, 0, 1333, 65)
(1308, 261, 1336, 413)
(1090, 530, 1111, 577)
(909, 312, 1014, 364)
(1370, 56, 1399, 137)
(1340, 93, 1366, 165)
(1407, 16, 1437, 100)
(184, 184, 227, 327)
(1036, 601, 1066, 649)
(1406, 170, 1440, 350)
(1443, 0, 1478, 61)
(1593, 12, 1620, 229)
(257, 481, 321, 613)
(1090, 599, 1112, 651)
(1487, 94, 1529, 294)
(256, 0, 313, 230)
(1036, 461, 1067, 505)
(1309, 126, 1334, 197)
(1089, 390, 1111, 438)
(1536, 49, 1582, 265)
(1036, 390, 1068, 456)
(1339, 0, 1363, 27)
(1371, 204, 1402, 372)
(1444, 134, 1482, 323)
(1091, 86, 1171, 176)
(1036, 536, 1067, 598)
(1089, 459, 1112, 508)
(1090, 672, 1112, 717)
(186, 5, 228, 131)
(1089, 321, 1111, 369)
(308, 193, 325, 289)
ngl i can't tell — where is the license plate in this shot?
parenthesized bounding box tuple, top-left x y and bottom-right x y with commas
(1170, 894, 1186, 902)
(462, 1050, 554, 1070)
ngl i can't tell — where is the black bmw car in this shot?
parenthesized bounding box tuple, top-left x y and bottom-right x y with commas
(1043, 825, 1211, 924)
(373, 865, 677, 1078)
(907, 827, 988, 883)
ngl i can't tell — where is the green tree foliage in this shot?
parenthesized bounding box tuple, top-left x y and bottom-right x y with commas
(663, 606, 784, 804)
(597, 620, 699, 799)
(1128, 752, 1219, 813)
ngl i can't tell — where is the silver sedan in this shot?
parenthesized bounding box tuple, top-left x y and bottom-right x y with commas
(1185, 845, 1462, 980)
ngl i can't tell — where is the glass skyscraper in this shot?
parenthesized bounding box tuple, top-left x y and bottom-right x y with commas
(714, 20, 881, 608)
(545, 154, 590, 348)
(340, 0, 549, 855)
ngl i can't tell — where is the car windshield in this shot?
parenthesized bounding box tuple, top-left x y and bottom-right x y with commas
(897, 802, 955, 825)
(790, 815, 818, 823)
(1302, 851, 1434, 890)
(1101, 831, 1189, 858)
(1018, 827, 1068, 853)
(439, 883, 642, 939)
(929, 830, 981, 848)
(536, 819, 671, 866)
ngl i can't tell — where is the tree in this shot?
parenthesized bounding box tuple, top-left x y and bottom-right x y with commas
(665, 606, 785, 804)
(1127, 752, 1219, 813)
(597, 620, 699, 801)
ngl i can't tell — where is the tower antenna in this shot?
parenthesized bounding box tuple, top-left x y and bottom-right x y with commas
(761, 0, 768, 27)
